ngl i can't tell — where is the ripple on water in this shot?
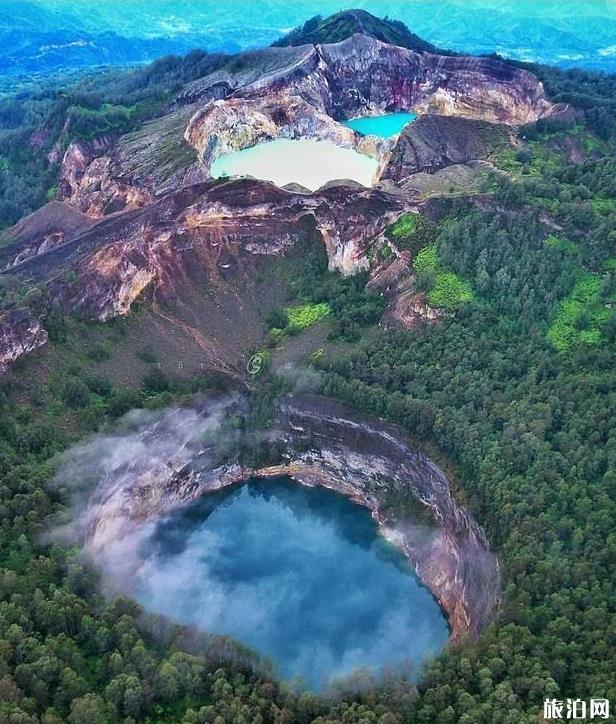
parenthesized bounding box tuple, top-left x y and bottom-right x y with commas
(133, 477, 449, 690)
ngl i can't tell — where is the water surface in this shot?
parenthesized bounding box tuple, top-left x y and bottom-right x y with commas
(344, 112, 417, 137)
(210, 138, 378, 191)
(134, 477, 448, 689)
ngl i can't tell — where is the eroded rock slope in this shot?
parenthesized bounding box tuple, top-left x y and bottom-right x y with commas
(0, 28, 569, 370)
(78, 394, 500, 642)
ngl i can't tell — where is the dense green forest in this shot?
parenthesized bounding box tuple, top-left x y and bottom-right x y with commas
(272, 10, 441, 55)
(0, 28, 615, 724)
(0, 50, 227, 229)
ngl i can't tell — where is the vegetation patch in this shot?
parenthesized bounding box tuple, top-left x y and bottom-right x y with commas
(389, 211, 418, 239)
(547, 273, 612, 351)
(427, 272, 474, 309)
(412, 244, 474, 310)
(493, 142, 562, 177)
(64, 102, 138, 142)
(413, 244, 439, 274)
(387, 212, 438, 254)
(273, 10, 440, 54)
(275, 238, 387, 341)
(285, 302, 331, 331)
(268, 302, 331, 340)
(590, 196, 616, 214)
(544, 234, 582, 257)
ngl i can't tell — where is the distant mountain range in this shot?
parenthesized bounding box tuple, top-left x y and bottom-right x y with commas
(2, 0, 616, 86)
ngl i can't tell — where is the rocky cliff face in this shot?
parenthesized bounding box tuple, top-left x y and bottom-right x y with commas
(79, 394, 500, 642)
(184, 93, 384, 172)
(0, 183, 428, 376)
(0, 29, 569, 371)
(56, 33, 563, 217)
(0, 309, 48, 372)
(317, 35, 555, 124)
(0, 201, 94, 271)
(382, 115, 512, 181)
(58, 141, 153, 217)
(9, 179, 406, 323)
(182, 34, 558, 179)
(181, 33, 558, 127)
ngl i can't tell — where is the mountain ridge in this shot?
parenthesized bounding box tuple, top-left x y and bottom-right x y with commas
(0, 24, 570, 372)
(271, 8, 445, 55)
(2, 1, 615, 89)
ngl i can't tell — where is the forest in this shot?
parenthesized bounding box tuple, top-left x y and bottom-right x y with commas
(0, 31, 615, 724)
(0, 50, 228, 229)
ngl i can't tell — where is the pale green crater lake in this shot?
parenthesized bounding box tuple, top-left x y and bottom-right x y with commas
(133, 477, 449, 690)
(210, 138, 379, 191)
(344, 111, 417, 137)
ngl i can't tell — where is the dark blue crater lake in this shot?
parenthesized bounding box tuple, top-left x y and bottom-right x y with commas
(343, 112, 417, 137)
(134, 477, 448, 689)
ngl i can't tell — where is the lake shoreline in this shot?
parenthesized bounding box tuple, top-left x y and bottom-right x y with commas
(77, 393, 500, 646)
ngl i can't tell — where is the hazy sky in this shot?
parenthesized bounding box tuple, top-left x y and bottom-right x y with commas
(4, 1, 616, 75)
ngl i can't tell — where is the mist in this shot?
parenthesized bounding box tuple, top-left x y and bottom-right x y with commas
(115, 479, 449, 689)
(50, 395, 243, 554)
(49, 401, 449, 690)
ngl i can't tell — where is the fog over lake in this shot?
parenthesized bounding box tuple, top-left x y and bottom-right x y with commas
(132, 477, 449, 689)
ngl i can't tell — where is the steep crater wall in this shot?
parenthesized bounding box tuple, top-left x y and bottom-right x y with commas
(58, 33, 565, 212)
(77, 393, 500, 643)
(183, 33, 561, 178)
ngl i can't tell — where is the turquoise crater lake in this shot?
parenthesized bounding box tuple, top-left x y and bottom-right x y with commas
(344, 112, 417, 137)
(133, 477, 449, 690)
(210, 138, 379, 191)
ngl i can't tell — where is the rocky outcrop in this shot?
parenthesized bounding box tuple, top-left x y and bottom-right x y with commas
(58, 141, 153, 217)
(184, 93, 384, 172)
(0, 201, 94, 270)
(384, 289, 445, 328)
(318, 35, 556, 124)
(173, 45, 319, 108)
(365, 247, 446, 329)
(80, 394, 500, 641)
(57, 33, 563, 217)
(382, 115, 512, 181)
(0, 308, 47, 373)
(6, 178, 406, 320)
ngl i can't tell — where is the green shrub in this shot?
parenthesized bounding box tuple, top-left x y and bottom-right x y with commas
(136, 346, 158, 364)
(86, 374, 113, 397)
(267, 302, 332, 339)
(108, 389, 143, 418)
(285, 302, 331, 331)
(427, 272, 474, 309)
(547, 274, 610, 351)
(87, 343, 112, 361)
(388, 213, 438, 254)
(412, 244, 473, 310)
(389, 212, 418, 239)
(265, 308, 288, 330)
(142, 368, 170, 393)
(62, 378, 91, 408)
(413, 245, 439, 274)
(544, 234, 581, 257)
